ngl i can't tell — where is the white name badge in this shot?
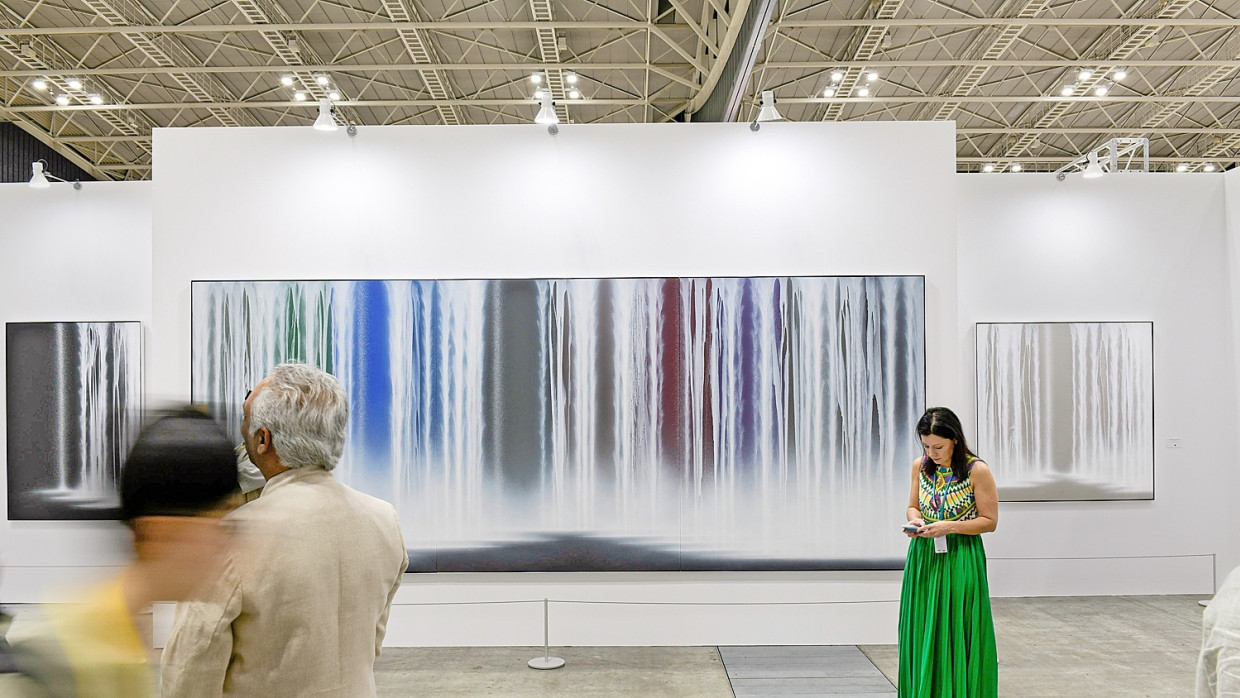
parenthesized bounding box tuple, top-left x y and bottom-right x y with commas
(934, 536, 948, 554)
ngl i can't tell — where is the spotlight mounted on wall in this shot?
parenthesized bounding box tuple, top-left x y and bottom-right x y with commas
(1054, 137, 1149, 181)
(750, 90, 783, 131)
(313, 98, 338, 132)
(29, 160, 81, 190)
(534, 92, 559, 134)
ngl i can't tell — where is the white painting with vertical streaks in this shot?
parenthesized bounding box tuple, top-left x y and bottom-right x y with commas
(976, 322, 1154, 501)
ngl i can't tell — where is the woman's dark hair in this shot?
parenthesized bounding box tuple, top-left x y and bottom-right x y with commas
(916, 407, 979, 481)
(120, 407, 239, 522)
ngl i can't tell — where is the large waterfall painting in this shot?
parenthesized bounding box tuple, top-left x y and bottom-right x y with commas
(6, 322, 143, 520)
(976, 322, 1154, 502)
(192, 277, 925, 571)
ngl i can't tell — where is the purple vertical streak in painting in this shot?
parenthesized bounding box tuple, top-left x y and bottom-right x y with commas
(351, 280, 393, 477)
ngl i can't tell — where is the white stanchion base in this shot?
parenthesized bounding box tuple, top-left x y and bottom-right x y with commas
(528, 656, 566, 670)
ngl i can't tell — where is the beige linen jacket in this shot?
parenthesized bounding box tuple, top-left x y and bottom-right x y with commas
(160, 467, 408, 698)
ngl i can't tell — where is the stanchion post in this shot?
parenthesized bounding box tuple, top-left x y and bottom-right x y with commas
(527, 598, 565, 670)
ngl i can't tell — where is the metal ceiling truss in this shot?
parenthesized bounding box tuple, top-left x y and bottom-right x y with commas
(1, 0, 1238, 178)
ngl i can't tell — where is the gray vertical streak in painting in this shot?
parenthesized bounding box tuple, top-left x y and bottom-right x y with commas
(976, 322, 1154, 502)
(7, 322, 142, 520)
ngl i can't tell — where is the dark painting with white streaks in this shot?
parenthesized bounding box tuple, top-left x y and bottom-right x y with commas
(7, 322, 143, 520)
(976, 322, 1154, 502)
(192, 277, 925, 571)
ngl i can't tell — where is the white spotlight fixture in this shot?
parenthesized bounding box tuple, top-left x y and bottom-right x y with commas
(565, 72, 578, 84)
(29, 160, 81, 190)
(1082, 151, 1104, 179)
(568, 88, 581, 99)
(1094, 84, 1108, 97)
(982, 163, 995, 173)
(315, 74, 329, 86)
(313, 98, 338, 131)
(1011, 163, 1023, 172)
(1078, 67, 1093, 80)
(31, 77, 47, 91)
(66, 77, 83, 90)
(280, 75, 294, 86)
(1204, 163, 1218, 172)
(1175, 163, 1188, 172)
(823, 86, 836, 97)
(531, 73, 543, 84)
(328, 90, 341, 101)
(54, 93, 70, 106)
(866, 71, 879, 82)
(1113, 68, 1128, 81)
(293, 91, 307, 101)
(534, 92, 558, 125)
(857, 86, 870, 97)
(756, 90, 783, 122)
(88, 94, 103, 105)
(1060, 84, 1076, 97)
(830, 70, 844, 83)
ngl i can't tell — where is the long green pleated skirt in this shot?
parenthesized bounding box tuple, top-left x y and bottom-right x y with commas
(897, 534, 998, 698)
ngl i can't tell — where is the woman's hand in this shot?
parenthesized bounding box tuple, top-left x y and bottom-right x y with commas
(917, 521, 954, 538)
(904, 519, 925, 538)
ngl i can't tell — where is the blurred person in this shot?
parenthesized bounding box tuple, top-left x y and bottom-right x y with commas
(0, 408, 238, 698)
(898, 406, 999, 698)
(160, 363, 408, 698)
(1199, 566, 1240, 696)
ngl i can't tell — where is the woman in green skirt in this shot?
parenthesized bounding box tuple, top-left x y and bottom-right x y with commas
(898, 406, 999, 697)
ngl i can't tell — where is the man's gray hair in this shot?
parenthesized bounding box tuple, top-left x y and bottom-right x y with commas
(250, 363, 348, 470)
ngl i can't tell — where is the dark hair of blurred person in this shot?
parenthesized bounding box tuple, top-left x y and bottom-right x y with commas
(0, 407, 239, 698)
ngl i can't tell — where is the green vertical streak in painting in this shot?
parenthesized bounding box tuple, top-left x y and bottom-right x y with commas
(285, 286, 306, 362)
(318, 286, 334, 375)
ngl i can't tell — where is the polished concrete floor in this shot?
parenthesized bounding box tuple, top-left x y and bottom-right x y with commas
(373, 594, 1207, 697)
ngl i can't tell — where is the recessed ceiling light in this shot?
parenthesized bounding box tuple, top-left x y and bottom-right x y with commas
(328, 90, 341, 101)
(54, 93, 69, 106)
(1204, 163, 1218, 172)
(66, 77, 82, 90)
(293, 91, 307, 101)
(830, 71, 844, 83)
(88, 94, 103, 105)
(982, 164, 995, 173)
(1011, 163, 1023, 172)
(1078, 68, 1093, 80)
(565, 72, 578, 84)
(31, 78, 47, 91)
(823, 87, 836, 97)
(531, 73, 543, 84)
(866, 71, 879, 82)
(1113, 68, 1128, 81)
(280, 75, 294, 86)
(1061, 84, 1076, 97)
(1176, 163, 1188, 172)
(315, 74, 329, 86)
(857, 86, 870, 97)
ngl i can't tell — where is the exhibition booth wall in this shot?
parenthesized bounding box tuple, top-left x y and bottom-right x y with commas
(0, 122, 1234, 647)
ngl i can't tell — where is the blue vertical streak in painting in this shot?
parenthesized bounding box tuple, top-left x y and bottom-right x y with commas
(352, 281, 393, 476)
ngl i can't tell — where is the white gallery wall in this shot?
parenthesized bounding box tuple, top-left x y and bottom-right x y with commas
(1, 124, 1236, 646)
(958, 174, 1236, 595)
(0, 181, 152, 601)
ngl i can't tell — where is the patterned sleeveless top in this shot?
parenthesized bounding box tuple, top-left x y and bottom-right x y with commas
(919, 456, 979, 523)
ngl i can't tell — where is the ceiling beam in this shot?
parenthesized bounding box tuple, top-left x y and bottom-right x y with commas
(821, 0, 904, 121)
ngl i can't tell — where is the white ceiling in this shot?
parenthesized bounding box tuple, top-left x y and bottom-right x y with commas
(2, 0, 1238, 179)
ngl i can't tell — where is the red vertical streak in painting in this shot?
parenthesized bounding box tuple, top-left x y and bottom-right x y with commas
(659, 278, 683, 478)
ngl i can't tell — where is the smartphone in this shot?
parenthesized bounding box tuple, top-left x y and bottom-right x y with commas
(902, 524, 921, 533)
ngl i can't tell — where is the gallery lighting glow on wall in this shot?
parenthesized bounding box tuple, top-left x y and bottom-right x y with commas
(29, 161, 81, 190)
(313, 98, 338, 131)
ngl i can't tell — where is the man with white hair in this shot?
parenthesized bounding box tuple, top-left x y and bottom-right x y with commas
(161, 363, 408, 697)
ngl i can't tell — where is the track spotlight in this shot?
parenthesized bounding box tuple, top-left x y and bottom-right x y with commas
(756, 90, 782, 122)
(534, 92, 558, 125)
(29, 160, 81, 190)
(313, 98, 338, 131)
(1082, 152, 1104, 179)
